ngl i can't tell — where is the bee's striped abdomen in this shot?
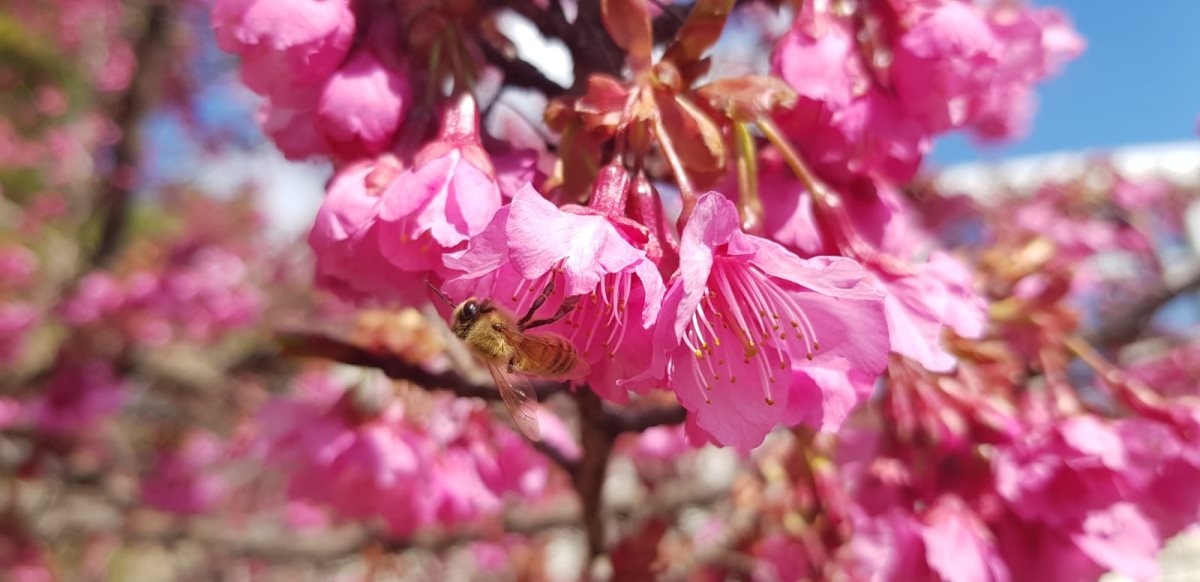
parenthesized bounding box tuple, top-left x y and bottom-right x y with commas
(516, 334, 581, 378)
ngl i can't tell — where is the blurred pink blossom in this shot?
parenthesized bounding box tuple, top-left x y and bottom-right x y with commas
(213, 0, 356, 97)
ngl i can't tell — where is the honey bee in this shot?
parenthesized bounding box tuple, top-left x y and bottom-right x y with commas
(427, 278, 590, 441)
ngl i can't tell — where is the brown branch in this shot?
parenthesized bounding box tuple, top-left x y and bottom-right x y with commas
(479, 35, 569, 97)
(276, 331, 567, 402)
(651, 1, 692, 43)
(532, 439, 581, 476)
(1084, 262, 1200, 348)
(88, 1, 173, 267)
(573, 388, 616, 573)
(606, 403, 687, 433)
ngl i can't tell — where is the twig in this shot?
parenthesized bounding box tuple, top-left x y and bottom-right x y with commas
(479, 35, 569, 97)
(606, 403, 687, 433)
(532, 439, 581, 476)
(276, 331, 567, 402)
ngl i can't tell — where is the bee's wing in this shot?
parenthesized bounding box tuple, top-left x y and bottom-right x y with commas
(496, 325, 592, 381)
(484, 359, 541, 442)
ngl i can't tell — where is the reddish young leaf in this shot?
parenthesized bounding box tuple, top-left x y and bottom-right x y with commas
(696, 75, 799, 122)
(662, 0, 736, 83)
(601, 0, 654, 70)
(654, 91, 727, 180)
(577, 74, 633, 133)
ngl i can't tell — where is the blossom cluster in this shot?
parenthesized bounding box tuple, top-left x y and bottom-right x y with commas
(211, 0, 1086, 451)
(255, 369, 574, 535)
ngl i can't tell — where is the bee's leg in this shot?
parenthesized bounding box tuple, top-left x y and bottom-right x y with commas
(517, 273, 558, 328)
(522, 295, 580, 330)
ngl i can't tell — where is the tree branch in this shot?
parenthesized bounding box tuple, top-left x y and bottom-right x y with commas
(1084, 261, 1200, 348)
(573, 388, 616, 574)
(88, 1, 173, 267)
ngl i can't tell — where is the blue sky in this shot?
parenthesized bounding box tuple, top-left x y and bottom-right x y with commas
(931, 0, 1200, 166)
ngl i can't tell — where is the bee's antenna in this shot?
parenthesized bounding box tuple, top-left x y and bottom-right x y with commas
(426, 280, 457, 307)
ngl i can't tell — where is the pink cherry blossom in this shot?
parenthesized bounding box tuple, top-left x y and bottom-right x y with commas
(0, 303, 37, 365)
(445, 186, 666, 401)
(754, 156, 829, 257)
(24, 359, 127, 435)
(317, 50, 411, 159)
(154, 246, 263, 341)
(641, 192, 889, 449)
(308, 157, 427, 304)
(879, 251, 988, 373)
(992, 416, 1165, 581)
(258, 372, 424, 526)
(771, 4, 928, 185)
(890, 0, 999, 133)
(847, 508, 933, 580)
(259, 372, 556, 535)
(377, 95, 502, 277)
(141, 431, 229, 515)
(60, 272, 125, 325)
(212, 0, 355, 98)
(968, 6, 1085, 142)
(257, 92, 329, 161)
(0, 246, 36, 290)
(921, 497, 1010, 582)
(752, 534, 814, 582)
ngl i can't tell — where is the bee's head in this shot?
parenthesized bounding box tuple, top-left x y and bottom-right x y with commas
(451, 298, 487, 338)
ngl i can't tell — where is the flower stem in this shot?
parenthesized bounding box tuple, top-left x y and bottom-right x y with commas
(652, 113, 697, 228)
(756, 117, 912, 275)
(733, 122, 763, 235)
